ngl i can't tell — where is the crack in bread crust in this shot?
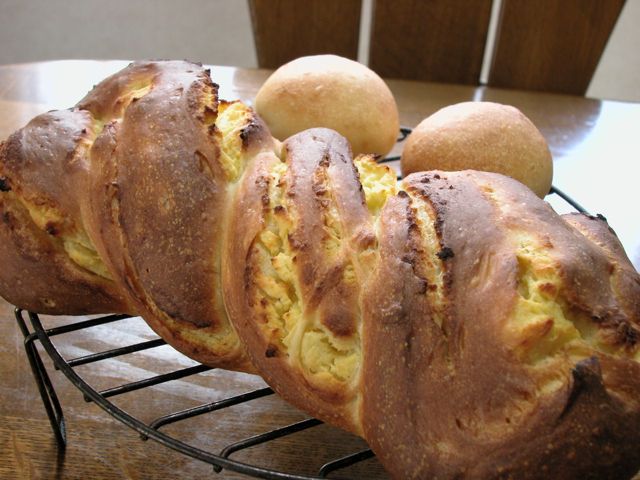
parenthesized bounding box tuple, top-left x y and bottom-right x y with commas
(80, 62, 274, 370)
(224, 128, 378, 434)
(479, 181, 639, 367)
(403, 183, 450, 332)
(249, 134, 363, 390)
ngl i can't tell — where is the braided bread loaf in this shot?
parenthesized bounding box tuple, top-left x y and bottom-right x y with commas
(1, 61, 639, 479)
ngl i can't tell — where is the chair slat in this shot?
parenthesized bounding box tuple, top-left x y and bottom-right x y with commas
(249, 0, 362, 69)
(489, 0, 625, 95)
(369, 0, 493, 83)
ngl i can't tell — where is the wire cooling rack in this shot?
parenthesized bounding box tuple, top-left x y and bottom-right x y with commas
(15, 309, 379, 479)
(13, 127, 588, 479)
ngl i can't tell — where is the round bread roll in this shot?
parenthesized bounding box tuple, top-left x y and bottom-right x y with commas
(255, 54, 399, 157)
(401, 102, 553, 197)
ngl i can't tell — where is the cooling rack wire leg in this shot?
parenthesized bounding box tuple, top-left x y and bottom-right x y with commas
(14, 308, 67, 449)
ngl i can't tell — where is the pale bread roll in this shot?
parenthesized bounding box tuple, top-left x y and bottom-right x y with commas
(255, 54, 399, 157)
(401, 101, 553, 197)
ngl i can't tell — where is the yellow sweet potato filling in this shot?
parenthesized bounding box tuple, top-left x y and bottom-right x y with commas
(322, 197, 342, 255)
(300, 329, 359, 382)
(251, 158, 360, 387)
(162, 313, 242, 358)
(476, 184, 639, 367)
(510, 233, 639, 365)
(511, 238, 585, 363)
(63, 231, 111, 279)
(354, 154, 398, 216)
(253, 160, 299, 344)
(405, 188, 447, 329)
(119, 84, 153, 113)
(215, 100, 254, 182)
(18, 195, 110, 279)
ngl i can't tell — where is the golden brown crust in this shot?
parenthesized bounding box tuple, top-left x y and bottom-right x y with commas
(363, 171, 524, 479)
(362, 170, 640, 479)
(279, 129, 374, 340)
(223, 128, 374, 433)
(0, 61, 273, 370)
(86, 61, 227, 329)
(562, 212, 640, 330)
(0, 109, 131, 314)
(82, 61, 271, 370)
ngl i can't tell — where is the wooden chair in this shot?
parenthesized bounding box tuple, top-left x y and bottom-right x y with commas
(248, 0, 625, 96)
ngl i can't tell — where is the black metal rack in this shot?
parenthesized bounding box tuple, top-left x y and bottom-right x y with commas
(13, 126, 588, 479)
(15, 309, 378, 479)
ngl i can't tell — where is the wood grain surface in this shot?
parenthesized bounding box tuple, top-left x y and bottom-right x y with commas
(0, 60, 639, 479)
(249, 0, 361, 68)
(489, 0, 626, 95)
(369, 0, 493, 83)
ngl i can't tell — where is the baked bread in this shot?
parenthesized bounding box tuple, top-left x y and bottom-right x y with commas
(361, 170, 639, 479)
(255, 54, 399, 157)
(224, 129, 640, 479)
(0, 61, 274, 370)
(401, 102, 553, 198)
(1, 61, 639, 479)
(0, 105, 133, 314)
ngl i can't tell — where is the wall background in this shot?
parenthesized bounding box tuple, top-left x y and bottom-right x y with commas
(0, 0, 637, 102)
(0, 0, 258, 67)
(586, 0, 640, 101)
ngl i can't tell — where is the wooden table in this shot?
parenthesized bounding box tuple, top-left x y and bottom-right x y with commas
(1, 60, 639, 479)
